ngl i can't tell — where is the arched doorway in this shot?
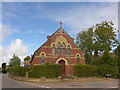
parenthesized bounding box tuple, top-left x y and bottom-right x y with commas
(58, 60, 65, 75)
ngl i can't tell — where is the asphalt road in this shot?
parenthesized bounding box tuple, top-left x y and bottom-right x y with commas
(2, 74, 42, 88)
(1, 74, 119, 89)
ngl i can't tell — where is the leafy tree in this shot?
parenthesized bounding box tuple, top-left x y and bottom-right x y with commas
(9, 54, 21, 67)
(94, 21, 118, 56)
(24, 56, 30, 62)
(114, 45, 120, 57)
(2, 63, 7, 74)
(2, 63, 6, 69)
(76, 21, 119, 58)
(76, 27, 94, 55)
(84, 53, 92, 64)
(114, 45, 120, 78)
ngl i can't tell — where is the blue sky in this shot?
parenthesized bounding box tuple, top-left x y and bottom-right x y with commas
(1, 2, 119, 65)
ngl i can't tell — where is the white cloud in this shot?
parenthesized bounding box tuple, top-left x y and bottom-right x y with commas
(0, 38, 28, 66)
(33, 2, 117, 35)
(0, 24, 15, 42)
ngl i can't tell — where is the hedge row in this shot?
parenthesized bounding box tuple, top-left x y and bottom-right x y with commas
(28, 64, 61, 78)
(73, 64, 101, 77)
(8, 66, 30, 76)
(73, 64, 119, 78)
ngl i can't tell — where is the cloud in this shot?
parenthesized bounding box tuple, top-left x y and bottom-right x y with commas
(0, 24, 16, 42)
(1, 38, 29, 66)
(32, 2, 117, 35)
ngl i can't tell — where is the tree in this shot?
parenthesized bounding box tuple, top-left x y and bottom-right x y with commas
(2, 63, 7, 74)
(84, 53, 92, 64)
(24, 56, 30, 62)
(114, 45, 120, 78)
(76, 27, 94, 55)
(114, 45, 120, 57)
(2, 63, 6, 69)
(9, 54, 21, 67)
(76, 21, 119, 59)
(94, 21, 119, 56)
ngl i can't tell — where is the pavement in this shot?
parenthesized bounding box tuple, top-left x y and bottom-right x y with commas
(1, 74, 119, 89)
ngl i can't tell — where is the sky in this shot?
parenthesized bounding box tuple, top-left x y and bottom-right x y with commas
(0, 1, 119, 66)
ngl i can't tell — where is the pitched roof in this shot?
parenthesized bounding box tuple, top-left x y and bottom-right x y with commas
(50, 27, 72, 38)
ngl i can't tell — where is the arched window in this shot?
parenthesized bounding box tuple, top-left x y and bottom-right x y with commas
(52, 44, 55, 56)
(41, 53, 44, 64)
(76, 55, 80, 63)
(57, 42, 61, 55)
(62, 42, 66, 55)
(67, 45, 70, 56)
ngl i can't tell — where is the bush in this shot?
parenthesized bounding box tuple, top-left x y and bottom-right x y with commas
(8, 66, 30, 76)
(28, 64, 61, 78)
(73, 64, 101, 77)
(98, 65, 118, 78)
(2, 68, 7, 74)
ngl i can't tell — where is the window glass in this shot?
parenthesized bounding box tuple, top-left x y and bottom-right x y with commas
(41, 53, 44, 64)
(67, 45, 70, 56)
(62, 42, 66, 55)
(52, 44, 55, 56)
(76, 55, 80, 63)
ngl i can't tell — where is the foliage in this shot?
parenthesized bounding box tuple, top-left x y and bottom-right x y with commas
(92, 51, 118, 78)
(9, 54, 21, 67)
(2, 68, 7, 74)
(98, 65, 118, 78)
(92, 50, 117, 66)
(8, 66, 30, 76)
(114, 45, 120, 57)
(73, 64, 118, 78)
(2, 63, 7, 74)
(73, 64, 100, 77)
(28, 64, 61, 78)
(84, 53, 93, 64)
(24, 56, 30, 62)
(76, 27, 94, 55)
(76, 21, 119, 58)
(2, 63, 6, 69)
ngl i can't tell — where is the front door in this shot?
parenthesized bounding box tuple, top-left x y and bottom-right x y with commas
(58, 60, 65, 75)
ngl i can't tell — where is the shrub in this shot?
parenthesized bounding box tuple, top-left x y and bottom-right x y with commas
(28, 64, 61, 78)
(73, 64, 101, 77)
(2, 68, 7, 74)
(98, 65, 118, 78)
(8, 66, 30, 76)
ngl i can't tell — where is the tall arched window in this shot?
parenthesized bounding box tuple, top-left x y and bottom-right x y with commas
(52, 44, 55, 56)
(67, 45, 70, 56)
(62, 42, 66, 55)
(57, 42, 61, 55)
(76, 55, 80, 63)
(41, 53, 44, 64)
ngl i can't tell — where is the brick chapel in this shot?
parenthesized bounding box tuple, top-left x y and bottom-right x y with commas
(31, 21, 85, 75)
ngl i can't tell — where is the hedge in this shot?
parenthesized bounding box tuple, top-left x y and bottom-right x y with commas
(98, 65, 118, 78)
(8, 66, 30, 76)
(73, 64, 101, 77)
(28, 64, 61, 78)
(73, 64, 119, 78)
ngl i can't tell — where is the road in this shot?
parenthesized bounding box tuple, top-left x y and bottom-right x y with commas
(1, 74, 119, 89)
(2, 74, 43, 88)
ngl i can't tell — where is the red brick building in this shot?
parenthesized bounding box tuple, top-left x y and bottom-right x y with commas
(31, 22, 85, 75)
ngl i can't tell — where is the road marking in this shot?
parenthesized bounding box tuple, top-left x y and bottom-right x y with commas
(110, 86, 118, 88)
(41, 86, 45, 88)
